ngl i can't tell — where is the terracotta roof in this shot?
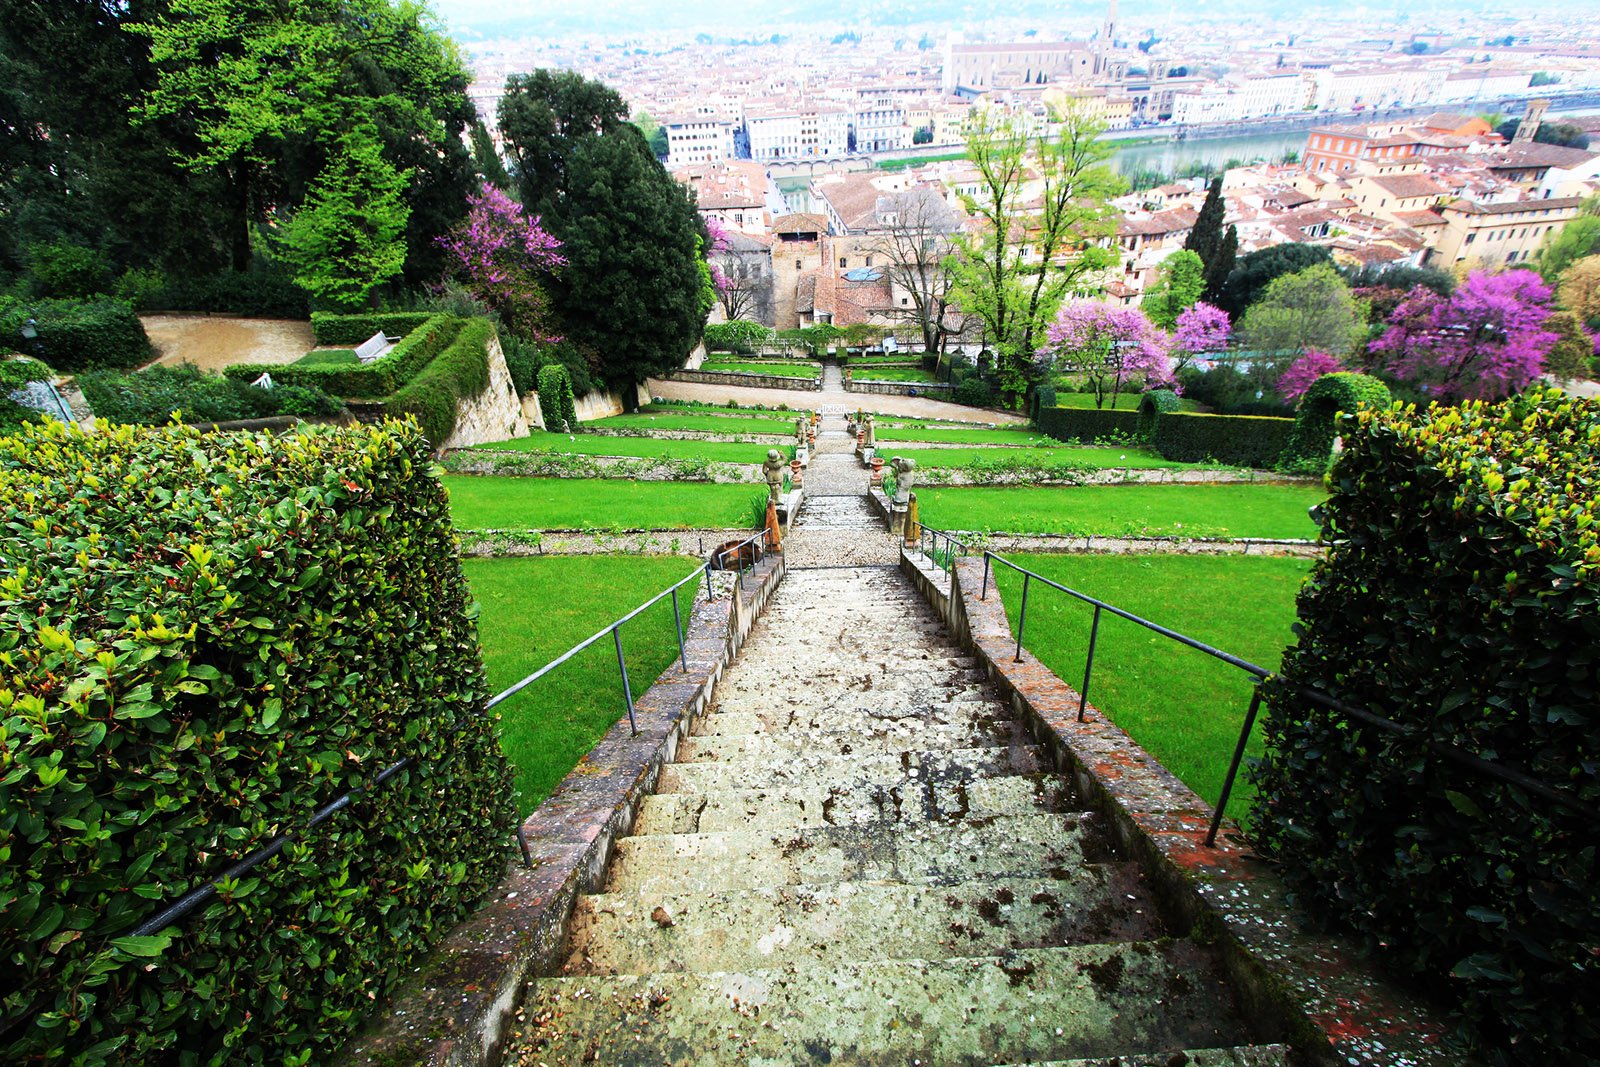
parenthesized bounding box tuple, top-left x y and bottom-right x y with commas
(674, 160, 771, 210)
(1392, 209, 1447, 228)
(1368, 174, 1448, 199)
(773, 213, 828, 236)
(1443, 196, 1584, 216)
(1486, 143, 1599, 170)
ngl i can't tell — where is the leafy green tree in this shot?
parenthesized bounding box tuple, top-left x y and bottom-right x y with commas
(947, 101, 1123, 408)
(470, 119, 511, 190)
(1217, 243, 1333, 317)
(1141, 249, 1205, 329)
(1537, 212, 1600, 282)
(1342, 262, 1456, 298)
(1557, 254, 1600, 323)
(1542, 310, 1594, 381)
(499, 72, 709, 394)
(276, 126, 410, 310)
(1238, 263, 1367, 368)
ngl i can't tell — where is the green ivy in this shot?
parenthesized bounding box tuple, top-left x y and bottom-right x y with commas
(0, 419, 515, 1064)
(1279, 371, 1392, 469)
(384, 318, 496, 447)
(1251, 388, 1600, 1062)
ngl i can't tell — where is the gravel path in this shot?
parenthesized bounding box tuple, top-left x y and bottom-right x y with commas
(140, 315, 317, 371)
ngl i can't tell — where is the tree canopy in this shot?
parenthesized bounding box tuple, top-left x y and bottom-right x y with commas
(1217, 243, 1333, 317)
(1141, 250, 1205, 330)
(1237, 263, 1367, 361)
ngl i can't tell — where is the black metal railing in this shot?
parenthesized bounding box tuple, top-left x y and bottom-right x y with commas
(912, 525, 975, 574)
(977, 550, 1600, 848)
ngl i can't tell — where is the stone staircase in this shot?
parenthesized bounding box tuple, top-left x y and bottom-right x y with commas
(506, 557, 1294, 1065)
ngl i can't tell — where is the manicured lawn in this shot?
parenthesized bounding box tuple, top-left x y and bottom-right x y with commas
(587, 412, 797, 435)
(292, 349, 357, 366)
(919, 483, 1324, 538)
(889, 446, 1194, 470)
(699, 360, 820, 379)
(471, 430, 775, 463)
(465, 555, 703, 813)
(990, 553, 1312, 821)
(849, 367, 938, 383)
(1048, 393, 1202, 411)
(875, 426, 1058, 446)
(443, 476, 762, 529)
(643, 401, 795, 417)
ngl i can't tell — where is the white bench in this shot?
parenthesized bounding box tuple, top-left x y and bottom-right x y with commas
(354, 331, 396, 364)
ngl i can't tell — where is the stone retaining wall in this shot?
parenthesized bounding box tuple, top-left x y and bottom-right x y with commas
(439, 333, 530, 451)
(843, 378, 955, 398)
(455, 528, 753, 557)
(338, 554, 787, 1067)
(667, 369, 821, 392)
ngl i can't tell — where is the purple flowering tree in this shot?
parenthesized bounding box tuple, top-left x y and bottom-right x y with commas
(1277, 349, 1346, 402)
(1369, 272, 1557, 401)
(1043, 300, 1172, 409)
(437, 182, 566, 343)
(1170, 301, 1231, 374)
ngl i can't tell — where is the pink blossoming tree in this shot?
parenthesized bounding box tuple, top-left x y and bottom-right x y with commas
(1170, 301, 1232, 374)
(1277, 349, 1347, 402)
(437, 182, 566, 343)
(1044, 300, 1172, 409)
(1369, 272, 1557, 401)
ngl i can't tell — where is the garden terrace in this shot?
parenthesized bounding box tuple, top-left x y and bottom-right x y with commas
(585, 411, 798, 435)
(888, 445, 1199, 471)
(696, 358, 821, 379)
(467, 431, 779, 463)
(874, 425, 1061, 446)
(917, 483, 1325, 539)
(442, 475, 763, 530)
(846, 366, 940, 383)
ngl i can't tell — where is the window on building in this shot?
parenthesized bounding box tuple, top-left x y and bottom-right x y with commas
(865, 256, 873, 267)
(1465, 233, 1476, 244)
(839, 257, 847, 267)
(795, 259, 802, 269)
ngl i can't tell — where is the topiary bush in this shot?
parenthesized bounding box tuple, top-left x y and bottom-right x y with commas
(384, 318, 496, 447)
(0, 297, 152, 373)
(538, 363, 578, 433)
(0, 419, 515, 1065)
(309, 311, 436, 346)
(80, 364, 340, 426)
(1029, 384, 1058, 424)
(1136, 388, 1182, 439)
(227, 315, 459, 397)
(1036, 406, 1140, 444)
(1280, 371, 1392, 470)
(1151, 411, 1294, 467)
(1251, 389, 1599, 1063)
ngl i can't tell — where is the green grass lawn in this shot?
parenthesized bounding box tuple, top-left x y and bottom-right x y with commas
(292, 349, 357, 367)
(698, 360, 821, 379)
(874, 426, 1057, 446)
(1047, 393, 1202, 411)
(919, 483, 1323, 538)
(443, 476, 762, 529)
(849, 367, 939, 383)
(465, 555, 703, 813)
(889, 446, 1193, 470)
(470, 431, 775, 463)
(642, 401, 796, 417)
(587, 412, 798, 435)
(990, 553, 1311, 821)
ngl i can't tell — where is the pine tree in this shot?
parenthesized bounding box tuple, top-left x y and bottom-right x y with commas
(1184, 177, 1226, 270)
(1203, 223, 1238, 305)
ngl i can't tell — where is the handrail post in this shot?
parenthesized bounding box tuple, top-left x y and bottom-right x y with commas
(1206, 688, 1264, 847)
(1079, 604, 1101, 723)
(671, 586, 688, 673)
(613, 625, 638, 735)
(1015, 572, 1030, 663)
(981, 552, 992, 600)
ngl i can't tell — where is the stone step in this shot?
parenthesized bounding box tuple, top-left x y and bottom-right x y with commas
(696, 699, 1005, 736)
(711, 671, 991, 703)
(633, 773, 1073, 835)
(656, 743, 1051, 795)
(677, 718, 1033, 762)
(1011, 1049, 1296, 1067)
(603, 813, 1108, 896)
(511, 941, 1256, 1065)
(564, 867, 1164, 976)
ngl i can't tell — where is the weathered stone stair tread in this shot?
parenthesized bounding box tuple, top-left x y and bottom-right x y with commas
(678, 718, 1033, 761)
(632, 773, 1074, 835)
(696, 699, 1006, 735)
(711, 676, 994, 705)
(516, 941, 1252, 1065)
(657, 743, 1051, 794)
(1001, 1046, 1296, 1067)
(603, 812, 1109, 895)
(564, 869, 1164, 975)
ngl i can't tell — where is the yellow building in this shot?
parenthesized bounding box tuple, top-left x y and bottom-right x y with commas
(1424, 197, 1582, 269)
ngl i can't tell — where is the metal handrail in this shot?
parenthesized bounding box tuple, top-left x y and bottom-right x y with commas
(913, 525, 975, 573)
(976, 549, 1600, 848)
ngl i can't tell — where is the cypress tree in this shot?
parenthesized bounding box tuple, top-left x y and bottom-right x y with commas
(1203, 223, 1238, 305)
(1184, 176, 1226, 270)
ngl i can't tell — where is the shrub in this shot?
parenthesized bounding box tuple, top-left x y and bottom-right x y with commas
(1136, 388, 1182, 439)
(26, 241, 112, 298)
(1251, 389, 1600, 1062)
(0, 356, 53, 432)
(117, 267, 309, 318)
(703, 320, 775, 353)
(0, 419, 515, 1064)
(538, 363, 578, 432)
(500, 330, 545, 396)
(80, 364, 341, 426)
(952, 377, 994, 407)
(1279, 372, 1391, 469)
(1029, 384, 1058, 424)
(385, 318, 495, 447)
(0, 297, 152, 373)
(1036, 406, 1140, 444)
(1151, 411, 1294, 467)
(309, 311, 436, 346)
(227, 315, 459, 397)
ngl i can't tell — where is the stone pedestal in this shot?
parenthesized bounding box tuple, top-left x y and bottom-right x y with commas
(888, 503, 907, 535)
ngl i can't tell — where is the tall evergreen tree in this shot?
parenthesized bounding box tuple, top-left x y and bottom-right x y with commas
(470, 119, 511, 190)
(1184, 177, 1226, 270)
(1202, 223, 1238, 305)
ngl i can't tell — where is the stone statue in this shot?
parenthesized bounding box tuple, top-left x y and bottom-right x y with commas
(763, 448, 786, 502)
(795, 417, 808, 446)
(862, 413, 876, 448)
(891, 455, 916, 505)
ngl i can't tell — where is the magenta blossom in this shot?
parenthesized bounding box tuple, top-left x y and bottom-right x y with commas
(438, 183, 566, 343)
(1278, 349, 1346, 402)
(1171, 301, 1231, 363)
(1044, 300, 1172, 409)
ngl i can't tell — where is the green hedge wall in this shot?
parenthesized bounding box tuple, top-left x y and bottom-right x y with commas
(1151, 411, 1294, 467)
(537, 364, 578, 433)
(1035, 405, 1140, 444)
(0, 297, 152, 373)
(309, 311, 437, 346)
(227, 314, 459, 397)
(1251, 389, 1599, 1062)
(0, 420, 514, 1065)
(1280, 371, 1392, 469)
(385, 318, 496, 447)
(1136, 388, 1182, 439)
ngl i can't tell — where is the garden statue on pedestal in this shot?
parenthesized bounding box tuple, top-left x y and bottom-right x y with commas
(862, 413, 876, 449)
(795, 417, 808, 447)
(890, 455, 916, 506)
(763, 449, 786, 502)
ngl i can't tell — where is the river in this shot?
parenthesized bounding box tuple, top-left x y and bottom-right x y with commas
(1108, 130, 1306, 181)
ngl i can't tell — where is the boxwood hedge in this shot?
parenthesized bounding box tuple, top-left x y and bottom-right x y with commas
(385, 318, 496, 447)
(0, 419, 515, 1065)
(1151, 411, 1293, 467)
(0, 297, 152, 373)
(1136, 388, 1182, 439)
(1279, 371, 1391, 469)
(1251, 389, 1599, 1063)
(226, 314, 459, 397)
(1035, 406, 1139, 443)
(309, 311, 436, 347)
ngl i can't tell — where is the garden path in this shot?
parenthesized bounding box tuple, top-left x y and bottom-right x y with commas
(503, 411, 1288, 1065)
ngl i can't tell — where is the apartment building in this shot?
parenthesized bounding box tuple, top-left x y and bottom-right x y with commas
(1426, 196, 1583, 267)
(745, 105, 851, 161)
(1169, 73, 1309, 125)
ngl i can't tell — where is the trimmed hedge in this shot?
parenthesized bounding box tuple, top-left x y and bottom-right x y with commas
(80, 364, 341, 426)
(385, 318, 495, 447)
(0, 419, 515, 1064)
(538, 364, 578, 433)
(226, 314, 460, 397)
(309, 311, 436, 347)
(1280, 371, 1392, 468)
(1252, 389, 1600, 1062)
(1036, 405, 1140, 444)
(1151, 411, 1293, 467)
(1136, 388, 1182, 439)
(1028, 384, 1058, 424)
(0, 297, 152, 373)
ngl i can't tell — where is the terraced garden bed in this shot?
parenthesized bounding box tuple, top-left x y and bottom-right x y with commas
(918, 483, 1324, 539)
(443, 475, 763, 530)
